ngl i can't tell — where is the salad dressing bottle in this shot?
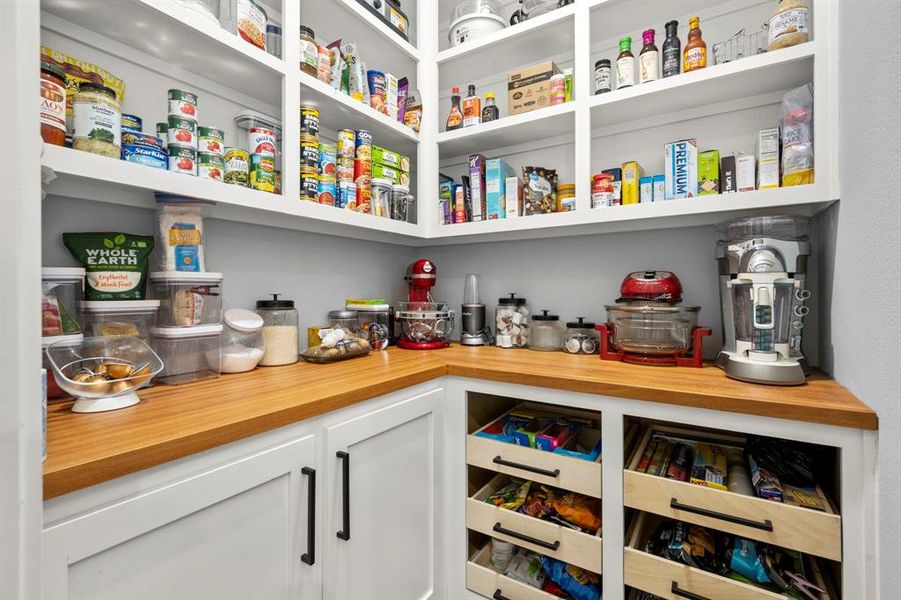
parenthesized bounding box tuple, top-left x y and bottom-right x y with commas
(616, 36, 636, 89)
(639, 28, 659, 83)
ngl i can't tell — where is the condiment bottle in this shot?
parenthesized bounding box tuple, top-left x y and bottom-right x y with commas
(481, 92, 500, 123)
(446, 86, 463, 131)
(461, 84, 481, 127)
(683, 16, 707, 73)
(594, 59, 612, 94)
(639, 28, 659, 84)
(768, 0, 810, 50)
(662, 20, 681, 78)
(616, 36, 636, 89)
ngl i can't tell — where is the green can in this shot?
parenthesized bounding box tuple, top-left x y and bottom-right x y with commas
(250, 153, 275, 193)
(224, 147, 249, 186)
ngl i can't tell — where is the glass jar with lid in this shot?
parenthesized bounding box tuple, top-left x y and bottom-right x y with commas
(40, 60, 67, 147)
(299, 25, 318, 77)
(255, 294, 299, 366)
(530, 310, 565, 351)
(495, 293, 529, 348)
(329, 310, 359, 335)
(221, 308, 265, 373)
(563, 317, 599, 354)
(346, 299, 390, 350)
(73, 82, 121, 159)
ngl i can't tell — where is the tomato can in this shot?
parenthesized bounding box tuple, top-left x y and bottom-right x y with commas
(168, 146, 197, 175)
(300, 105, 320, 139)
(319, 143, 337, 177)
(198, 152, 225, 181)
(249, 127, 277, 157)
(318, 175, 336, 206)
(301, 140, 319, 168)
(353, 158, 371, 188)
(300, 167, 319, 200)
(168, 89, 198, 120)
(337, 129, 355, 160)
(224, 147, 249, 186)
(198, 126, 225, 155)
(167, 116, 197, 149)
(354, 129, 372, 161)
(591, 173, 614, 208)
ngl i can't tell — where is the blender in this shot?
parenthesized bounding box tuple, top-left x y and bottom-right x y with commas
(396, 259, 455, 350)
(714, 215, 812, 385)
(460, 274, 492, 346)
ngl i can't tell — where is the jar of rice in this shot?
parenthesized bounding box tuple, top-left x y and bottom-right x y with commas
(255, 294, 299, 366)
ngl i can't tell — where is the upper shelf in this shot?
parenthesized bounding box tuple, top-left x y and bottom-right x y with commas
(42, 145, 423, 246)
(42, 0, 286, 107)
(299, 73, 419, 156)
(335, 0, 420, 61)
(590, 42, 817, 130)
(437, 3, 575, 86)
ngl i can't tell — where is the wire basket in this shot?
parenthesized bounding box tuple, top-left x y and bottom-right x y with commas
(712, 24, 769, 64)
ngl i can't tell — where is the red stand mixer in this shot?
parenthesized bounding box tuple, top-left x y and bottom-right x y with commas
(396, 259, 455, 350)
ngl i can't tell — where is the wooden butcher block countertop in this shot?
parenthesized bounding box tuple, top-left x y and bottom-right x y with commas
(44, 346, 876, 500)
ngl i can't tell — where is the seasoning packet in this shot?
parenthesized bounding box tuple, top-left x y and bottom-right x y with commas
(63, 232, 154, 300)
(403, 89, 422, 132)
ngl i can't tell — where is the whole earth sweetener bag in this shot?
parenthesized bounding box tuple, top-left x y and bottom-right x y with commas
(64, 232, 154, 300)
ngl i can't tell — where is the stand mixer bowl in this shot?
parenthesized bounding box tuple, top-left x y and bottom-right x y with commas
(396, 301, 455, 346)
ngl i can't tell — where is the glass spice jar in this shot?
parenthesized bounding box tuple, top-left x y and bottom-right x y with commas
(40, 60, 67, 147)
(72, 83, 121, 159)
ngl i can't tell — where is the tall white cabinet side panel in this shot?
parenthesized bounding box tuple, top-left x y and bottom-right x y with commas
(42, 435, 319, 600)
(324, 386, 445, 600)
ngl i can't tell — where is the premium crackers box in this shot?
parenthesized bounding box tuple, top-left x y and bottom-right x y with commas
(664, 138, 698, 199)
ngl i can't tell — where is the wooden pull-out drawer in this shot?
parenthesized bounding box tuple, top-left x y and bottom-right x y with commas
(467, 542, 560, 600)
(625, 512, 834, 600)
(624, 426, 841, 561)
(467, 474, 602, 574)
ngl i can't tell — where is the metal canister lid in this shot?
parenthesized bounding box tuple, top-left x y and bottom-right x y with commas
(566, 317, 596, 329)
(498, 293, 526, 306)
(329, 310, 358, 320)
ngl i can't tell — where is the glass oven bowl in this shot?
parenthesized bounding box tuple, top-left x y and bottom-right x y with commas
(605, 304, 700, 355)
(45, 335, 163, 413)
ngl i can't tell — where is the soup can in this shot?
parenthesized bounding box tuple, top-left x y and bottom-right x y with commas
(337, 181, 356, 209)
(224, 147, 250, 186)
(354, 129, 372, 161)
(337, 158, 354, 183)
(337, 129, 355, 159)
(319, 143, 337, 177)
(318, 175, 337, 206)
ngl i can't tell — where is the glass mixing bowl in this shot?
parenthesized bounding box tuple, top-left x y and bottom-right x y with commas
(396, 302, 455, 344)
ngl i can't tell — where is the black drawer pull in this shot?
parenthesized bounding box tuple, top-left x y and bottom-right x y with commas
(493, 455, 560, 478)
(670, 498, 774, 532)
(671, 581, 711, 600)
(337, 451, 350, 541)
(493, 590, 511, 600)
(300, 467, 315, 565)
(493, 522, 561, 551)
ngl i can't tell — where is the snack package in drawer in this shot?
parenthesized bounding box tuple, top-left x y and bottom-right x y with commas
(554, 428, 602, 462)
(474, 410, 534, 444)
(535, 417, 592, 452)
(513, 417, 554, 448)
(690, 443, 729, 491)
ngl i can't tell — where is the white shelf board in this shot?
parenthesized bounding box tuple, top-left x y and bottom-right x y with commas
(299, 73, 419, 155)
(590, 43, 816, 129)
(334, 0, 420, 61)
(41, 145, 423, 245)
(588, 0, 725, 43)
(437, 102, 575, 158)
(437, 3, 575, 86)
(423, 186, 835, 245)
(42, 0, 286, 107)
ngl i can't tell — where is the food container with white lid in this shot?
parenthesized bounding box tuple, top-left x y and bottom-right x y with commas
(151, 324, 222, 385)
(42, 333, 84, 399)
(42, 267, 84, 337)
(530, 309, 564, 351)
(149, 271, 223, 327)
(346, 299, 390, 350)
(221, 308, 264, 373)
(79, 300, 160, 340)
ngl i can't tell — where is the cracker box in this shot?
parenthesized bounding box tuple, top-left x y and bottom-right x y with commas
(508, 60, 560, 116)
(486, 159, 515, 219)
(372, 146, 410, 172)
(664, 138, 699, 199)
(652, 174, 665, 201)
(639, 176, 654, 203)
(737, 154, 756, 191)
(698, 150, 720, 195)
(505, 176, 521, 217)
(468, 154, 487, 221)
(622, 161, 643, 205)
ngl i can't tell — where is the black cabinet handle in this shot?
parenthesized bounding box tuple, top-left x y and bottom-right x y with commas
(492, 590, 511, 600)
(671, 581, 711, 600)
(301, 467, 315, 565)
(493, 522, 561, 551)
(336, 451, 350, 541)
(670, 498, 774, 532)
(493, 455, 560, 478)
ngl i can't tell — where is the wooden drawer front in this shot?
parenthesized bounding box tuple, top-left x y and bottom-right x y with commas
(466, 475, 602, 573)
(467, 543, 559, 600)
(467, 435, 602, 498)
(624, 470, 841, 561)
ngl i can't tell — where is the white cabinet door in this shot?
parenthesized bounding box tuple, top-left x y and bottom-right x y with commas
(324, 387, 444, 600)
(43, 434, 320, 600)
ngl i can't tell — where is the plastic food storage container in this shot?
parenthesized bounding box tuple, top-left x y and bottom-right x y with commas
(79, 300, 160, 340)
(149, 271, 223, 327)
(42, 333, 84, 400)
(256, 294, 299, 366)
(151, 324, 223, 384)
(495, 293, 529, 348)
(563, 317, 599, 354)
(530, 310, 565, 351)
(221, 308, 265, 373)
(234, 111, 282, 161)
(329, 310, 359, 334)
(42, 267, 84, 337)
(346, 299, 390, 350)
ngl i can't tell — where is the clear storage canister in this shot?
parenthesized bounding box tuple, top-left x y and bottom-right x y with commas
(79, 300, 160, 341)
(329, 310, 359, 334)
(221, 308, 265, 373)
(371, 177, 392, 218)
(530, 310, 564, 351)
(42, 333, 84, 400)
(42, 267, 84, 337)
(346, 300, 390, 350)
(390, 184, 414, 222)
(151, 324, 223, 385)
(256, 294, 299, 366)
(495, 293, 529, 348)
(149, 271, 223, 327)
(563, 317, 599, 354)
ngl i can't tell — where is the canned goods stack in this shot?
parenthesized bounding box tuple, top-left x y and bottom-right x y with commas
(235, 110, 281, 194)
(336, 129, 356, 208)
(120, 116, 166, 170)
(354, 129, 373, 213)
(300, 105, 320, 201)
(167, 89, 198, 176)
(318, 143, 336, 205)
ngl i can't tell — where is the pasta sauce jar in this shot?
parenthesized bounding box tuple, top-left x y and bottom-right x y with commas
(40, 61, 67, 146)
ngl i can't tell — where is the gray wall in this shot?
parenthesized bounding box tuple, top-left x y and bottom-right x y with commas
(816, 1, 901, 594)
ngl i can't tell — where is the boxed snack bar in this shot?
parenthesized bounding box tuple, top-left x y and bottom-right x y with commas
(508, 60, 560, 116)
(372, 146, 410, 172)
(468, 154, 487, 221)
(698, 150, 720, 195)
(664, 139, 698, 199)
(486, 159, 515, 219)
(505, 176, 521, 217)
(721, 155, 737, 193)
(737, 154, 756, 191)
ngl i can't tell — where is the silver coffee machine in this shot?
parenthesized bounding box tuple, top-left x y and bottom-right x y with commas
(714, 216, 811, 385)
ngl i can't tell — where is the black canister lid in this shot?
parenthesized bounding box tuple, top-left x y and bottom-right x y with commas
(595, 59, 611, 68)
(498, 293, 527, 306)
(532, 309, 559, 321)
(256, 293, 295, 309)
(300, 25, 315, 39)
(566, 316, 596, 329)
